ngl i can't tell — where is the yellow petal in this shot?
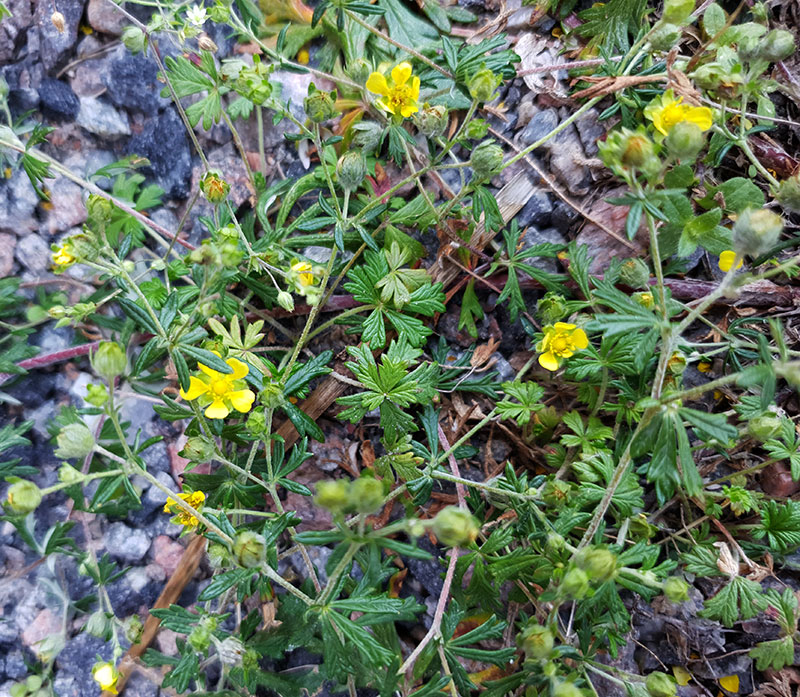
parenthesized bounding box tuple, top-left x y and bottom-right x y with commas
(718, 250, 742, 272)
(226, 357, 249, 380)
(719, 675, 739, 693)
(410, 75, 420, 101)
(400, 103, 419, 118)
(366, 71, 390, 96)
(672, 666, 691, 686)
(228, 389, 255, 413)
(553, 322, 576, 332)
(570, 327, 589, 350)
(376, 97, 395, 115)
(391, 62, 412, 86)
(205, 399, 230, 419)
(197, 361, 221, 378)
(180, 376, 209, 400)
(684, 106, 713, 132)
(538, 351, 560, 372)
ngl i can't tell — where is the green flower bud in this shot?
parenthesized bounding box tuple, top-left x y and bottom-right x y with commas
(180, 436, 216, 462)
(91, 341, 127, 381)
(85, 383, 109, 407)
(536, 292, 568, 324)
(259, 382, 285, 410)
(632, 291, 655, 309)
(665, 121, 706, 162)
(691, 62, 744, 99)
(347, 58, 372, 85)
(576, 547, 617, 582)
(618, 258, 651, 289)
(337, 151, 367, 191)
(553, 681, 584, 697)
(123, 614, 143, 644)
(662, 576, 689, 603)
(315, 479, 350, 513)
(242, 648, 260, 671)
(757, 29, 795, 63)
(5, 479, 42, 514)
(465, 118, 489, 140)
(561, 567, 589, 599)
(352, 121, 384, 154)
(748, 413, 783, 442)
(207, 543, 231, 569)
(732, 207, 783, 256)
(277, 290, 295, 312)
(662, 0, 694, 24)
(620, 132, 656, 168)
(304, 83, 338, 123)
(776, 173, 800, 213)
(667, 350, 687, 376)
(218, 636, 245, 667)
(468, 68, 502, 103)
(87, 194, 114, 227)
(200, 171, 230, 205)
(189, 625, 211, 652)
(546, 532, 565, 553)
(414, 104, 448, 138)
(121, 25, 147, 53)
(471, 140, 504, 179)
(650, 23, 682, 51)
(233, 530, 267, 568)
(431, 506, 480, 547)
(349, 476, 384, 514)
(521, 623, 554, 660)
(58, 463, 83, 484)
(541, 479, 571, 508)
(208, 5, 231, 22)
(85, 610, 112, 639)
(645, 672, 677, 697)
(55, 423, 95, 459)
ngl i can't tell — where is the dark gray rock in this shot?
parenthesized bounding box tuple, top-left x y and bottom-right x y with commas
(519, 108, 558, 147)
(403, 536, 444, 597)
(76, 96, 131, 138)
(3, 650, 26, 680)
(575, 108, 605, 157)
(55, 632, 112, 697)
(15, 234, 51, 274)
(35, 0, 87, 72)
(516, 187, 553, 229)
(0, 170, 39, 236)
(8, 87, 39, 114)
(124, 672, 160, 697)
(38, 78, 80, 122)
(551, 200, 580, 234)
(0, 0, 33, 63)
(522, 226, 567, 273)
(103, 50, 170, 113)
(105, 522, 151, 563)
(127, 107, 193, 199)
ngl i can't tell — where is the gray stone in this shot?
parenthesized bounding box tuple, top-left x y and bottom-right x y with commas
(55, 632, 111, 697)
(0, 172, 39, 236)
(519, 108, 558, 147)
(103, 48, 170, 112)
(523, 227, 567, 273)
(38, 78, 80, 122)
(87, 0, 129, 35)
(46, 177, 87, 236)
(127, 107, 193, 199)
(105, 522, 151, 562)
(2, 650, 25, 680)
(0, 233, 16, 276)
(575, 108, 605, 156)
(35, 0, 87, 71)
(124, 672, 160, 697)
(15, 234, 50, 273)
(515, 186, 553, 229)
(0, 0, 33, 63)
(76, 96, 131, 138)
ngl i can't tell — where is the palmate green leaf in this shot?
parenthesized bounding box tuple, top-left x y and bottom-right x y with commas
(576, 0, 647, 52)
(750, 636, 795, 671)
(698, 576, 766, 627)
(326, 609, 394, 665)
(160, 648, 200, 693)
(162, 55, 215, 97)
(764, 419, 800, 479)
(753, 500, 800, 553)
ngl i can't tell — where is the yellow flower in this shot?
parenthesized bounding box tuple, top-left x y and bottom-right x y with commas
(92, 662, 119, 694)
(365, 62, 420, 118)
(536, 322, 589, 372)
(644, 90, 713, 136)
(52, 243, 76, 267)
(718, 250, 743, 272)
(179, 353, 255, 419)
(291, 260, 316, 287)
(164, 490, 206, 528)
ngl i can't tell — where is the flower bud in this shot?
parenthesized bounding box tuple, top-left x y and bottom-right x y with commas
(121, 25, 147, 54)
(732, 208, 783, 257)
(189, 624, 211, 651)
(51, 11, 66, 33)
(776, 174, 800, 213)
(431, 506, 480, 547)
(304, 83, 338, 123)
(465, 119, 489, 140)
(748, 413, 782, 442)
(5, 479, 42, 514)
(85, 610, 112, 639)
(561, 567, 589, 599)
(692, 63, 743, 99)
(315, 479, 350, 513)
(576, 547, 617, 582)
(85, 383, 109, 406)
(181, 435, 216, 462)
(58, 463, 83, 484)
(349, 476, 384, 514)
(414, 104, 448, 138)
(468, 68, 502, 103)
(218, 636, 245, 667)
(207, 542, 230, 569)
(649, 23, 682, 51)
(87, 195, 114, 228)
(208, 5, 231, 22)
(667, 350, 687, 376)
(646, 672, 677, 697)
(55, 423, 95, 459)
(352, 121, 384, 153)
(554, 681, 583, 697)
(618, 258, 651, 289)
(471, 141, 504, 179)
(621, 132, 655, 168)
(757, 29, 795, 63)
(233, 530, 267, 568)
(663, 576, 689, 603)
(92, 341, 127, 381)
(632, 291, 655, 309)
(200, 171, 230, 204)
(541, 479, 571, 508)
(337, 151, 367, 191)
(277, 290, 295, 312)
(546, 532, 565, 553)
(197, 33, 218, 53)
(662, 0, 694, 24)
(521, 623, 554, 660)
(536, 292, 568, 324)
(665, 121, 706, 162)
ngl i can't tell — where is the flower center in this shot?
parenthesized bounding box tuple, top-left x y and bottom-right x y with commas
(551, 336, 569, 354)
(662, 102, 687, 129)
(389, 84, 413, 109)
(211, 379, 230, 397)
